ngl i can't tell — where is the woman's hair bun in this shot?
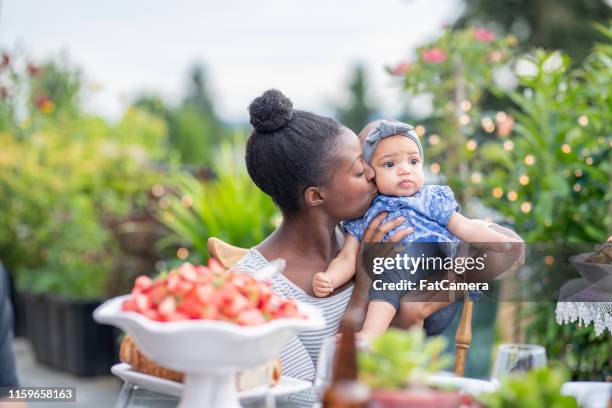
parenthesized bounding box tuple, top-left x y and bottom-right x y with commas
(248, 89, 294, 133)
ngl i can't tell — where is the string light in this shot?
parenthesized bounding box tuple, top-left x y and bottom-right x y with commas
(544, 256, 554, 265)
(492, 187, 504, 198)
(519, 174, 529, 185)
(586, 157, 593, 165)
(520, 202, 532, 213)
(466, 139, 478, 151)
(578, 115, 589, 126)
(461, 100, 472, 111)
(470, 172, 482, 184)
(177, 247, 189, 260)
(151, 184, 165, 197)
(428, 134, 440, 145)
(561, 144, 572, 154)
(574, 169, 582, 177)
(430, 163, 440, 174)
(507, 191, 518, 201)
(181, 195, 193, 208)
(573, 183, 582, 192)
(481, 117, 495, 133)
(459, 114, 470, 125)
(415, 125, 426, 137)
(496, 111, 508, 123)
(503, 141, 514, 151)
(524, 155, 535, 165)
(159, 197, 171, 209)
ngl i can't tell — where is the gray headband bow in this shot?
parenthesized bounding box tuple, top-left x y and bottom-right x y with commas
(362, 121, 424, 164)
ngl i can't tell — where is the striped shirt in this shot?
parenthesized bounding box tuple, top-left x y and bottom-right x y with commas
(236, 248, 353, 382)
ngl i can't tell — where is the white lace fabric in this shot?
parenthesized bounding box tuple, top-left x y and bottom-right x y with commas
(555, 278, 612, 336)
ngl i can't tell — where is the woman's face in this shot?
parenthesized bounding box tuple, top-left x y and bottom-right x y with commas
(321, 126, 377, 220)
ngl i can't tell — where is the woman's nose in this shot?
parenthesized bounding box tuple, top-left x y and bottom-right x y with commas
(364, 162, 375, 181)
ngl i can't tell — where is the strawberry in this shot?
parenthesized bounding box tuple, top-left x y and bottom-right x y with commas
(224, 293, 250, 317)
(134, 294, 152, 313)
(158, 296, 177, 317)
(134, 275, 153, 291)
(178, 292, 204, 319)
(208, 258, 225, 274)
(178, 263, 198, 282)
(123, 261, 304, 325)
(122, 298, 138, 312)
(236, 309, 266, 326)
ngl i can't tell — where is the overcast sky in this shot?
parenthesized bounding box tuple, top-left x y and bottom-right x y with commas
(0, 0, 464, 123)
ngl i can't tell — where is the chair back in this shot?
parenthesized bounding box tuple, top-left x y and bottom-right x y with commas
(206, 236, 473, 376)
(207, 237, 248, 268)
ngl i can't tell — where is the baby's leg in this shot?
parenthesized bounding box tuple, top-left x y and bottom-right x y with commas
(358, 301, 397, 341)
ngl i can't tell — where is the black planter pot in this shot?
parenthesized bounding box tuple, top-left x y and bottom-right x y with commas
(64, 298, 117, 376)
(23, 293, 118, 376)
(11, 290, 28, 338)
(47, 294, 69, 370)
(23, 291, 53, 366)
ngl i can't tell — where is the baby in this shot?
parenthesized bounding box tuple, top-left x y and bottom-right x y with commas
(312, 120, 516, 340)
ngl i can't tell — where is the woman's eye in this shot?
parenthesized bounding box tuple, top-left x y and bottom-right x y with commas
(384, 161, 395, 168)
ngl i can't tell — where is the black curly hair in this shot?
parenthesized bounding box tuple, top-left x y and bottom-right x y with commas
(246, 89, 342, 214)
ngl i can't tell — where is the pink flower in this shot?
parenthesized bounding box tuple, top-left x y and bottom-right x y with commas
(1, 53, 10, 69)
(474, 28, 495, 42)
(422, 48, 447, 64)
(27, 63, 41, 77)
(391, 62, 412, 76)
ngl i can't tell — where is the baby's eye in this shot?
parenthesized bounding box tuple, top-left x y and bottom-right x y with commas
(384, 161, 395, 168)
(410, 158, 420, 165)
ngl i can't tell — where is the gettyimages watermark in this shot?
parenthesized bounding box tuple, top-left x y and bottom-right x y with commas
(360, 242, 612, 303)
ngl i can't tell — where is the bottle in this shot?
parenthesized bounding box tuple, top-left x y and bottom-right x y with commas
(322, 309, 371, 408)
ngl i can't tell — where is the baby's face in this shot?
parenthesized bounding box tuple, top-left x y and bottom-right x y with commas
(371, 135, 424, 197)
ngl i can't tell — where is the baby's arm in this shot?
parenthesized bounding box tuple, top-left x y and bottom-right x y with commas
(357, 301, 398, 341)
(448, 212, 515, 250)
(312, 234, 360, 297)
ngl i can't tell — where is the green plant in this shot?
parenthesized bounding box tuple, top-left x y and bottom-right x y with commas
(475, 26, 611, 380)
(478, 367, 578, 408)
(358, 328, 452, 390)
(0, 51, 168, 299)
(159, 133, 278, 263)
(392, 26, 517, 203)
(477, 45, 610, 242)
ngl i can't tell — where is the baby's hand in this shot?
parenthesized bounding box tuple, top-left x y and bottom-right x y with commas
(313, 272, 333, 297)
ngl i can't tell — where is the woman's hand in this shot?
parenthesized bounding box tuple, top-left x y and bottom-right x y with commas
(362, 212, 413, 243)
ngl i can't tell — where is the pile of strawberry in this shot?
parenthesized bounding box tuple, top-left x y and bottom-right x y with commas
(122, 260, 303, 325)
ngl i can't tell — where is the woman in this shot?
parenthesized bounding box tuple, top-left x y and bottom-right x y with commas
(237, 90, 523, 387)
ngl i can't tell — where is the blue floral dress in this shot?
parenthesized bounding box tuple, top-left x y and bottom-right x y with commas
(342, 185, 465, 335)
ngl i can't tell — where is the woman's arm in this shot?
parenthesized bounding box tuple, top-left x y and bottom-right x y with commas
(313, 235, 360, 297)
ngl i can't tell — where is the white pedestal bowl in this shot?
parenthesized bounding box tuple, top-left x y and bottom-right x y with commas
(94, 295, 325, 408)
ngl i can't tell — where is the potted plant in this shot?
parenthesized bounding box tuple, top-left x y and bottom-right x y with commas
(358, 328, 468, 408)
(478, 367, 579, 407)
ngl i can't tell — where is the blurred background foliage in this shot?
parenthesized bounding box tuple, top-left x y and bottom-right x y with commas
(0, 2, 609, 379)
(457, 0, 612, 63)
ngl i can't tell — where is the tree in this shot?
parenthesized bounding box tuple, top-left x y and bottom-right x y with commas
(336, 64, 376, 133)
(457, 0, 612, 62)
(133, 64, 226, 165)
